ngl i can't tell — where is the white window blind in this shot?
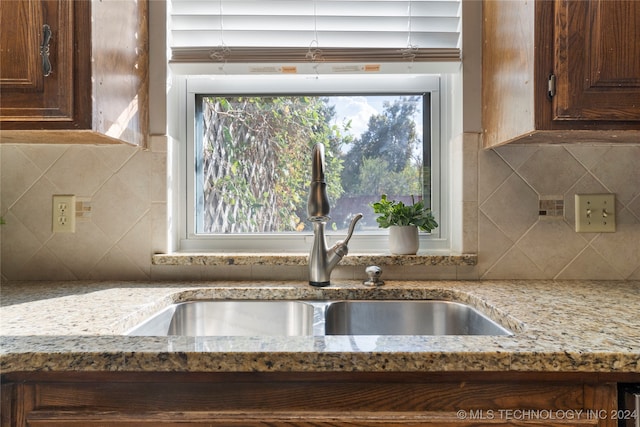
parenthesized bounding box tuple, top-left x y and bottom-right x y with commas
(169, 0, 461, 72)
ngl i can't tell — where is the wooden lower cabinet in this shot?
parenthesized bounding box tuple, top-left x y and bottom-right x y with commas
(0, 372, 631, 427)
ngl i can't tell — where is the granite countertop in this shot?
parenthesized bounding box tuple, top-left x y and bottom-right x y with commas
(151, 253, 477, 266)
(1, 280, 639, 374)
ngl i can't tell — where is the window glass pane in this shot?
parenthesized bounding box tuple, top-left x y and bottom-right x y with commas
(195, 94, 429, 235)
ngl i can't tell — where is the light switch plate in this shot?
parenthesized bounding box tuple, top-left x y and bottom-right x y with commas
(575, 194, 615, 233)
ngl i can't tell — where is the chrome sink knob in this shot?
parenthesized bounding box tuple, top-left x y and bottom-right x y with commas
(363, 265, 384, 286)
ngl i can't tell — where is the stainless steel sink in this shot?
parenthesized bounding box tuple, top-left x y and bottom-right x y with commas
(126, 300, 512, 337)
(127, 301, 315, 336)
(324, 300, 512, 336)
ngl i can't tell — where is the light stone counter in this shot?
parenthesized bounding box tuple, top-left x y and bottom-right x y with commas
(1, 280, 639, 374)
(151, 253, 477, 266)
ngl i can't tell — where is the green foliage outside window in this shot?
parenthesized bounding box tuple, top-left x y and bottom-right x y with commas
(199, 95, 428, 234)
(201, 96, 349, 233)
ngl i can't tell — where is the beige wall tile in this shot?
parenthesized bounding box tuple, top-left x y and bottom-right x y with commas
(589, 210, 640, 278)
(477, 148, 512, 202)
(116, 150, 152, 203)
(46, 146, 114, 196)
(481, 246, 546, 280)
(45, 221, 112, 278)
(9, 177, 59, 243)
(117, 214, 153, 276)
(398, 265, 458, 280)
(590, 146, 640, 204)
(1, 146, 41, 210)
(516, 219, 587, 277)
(479, 174, 538, 241)
(199, 265, 252, 281)
(91, 175, 150, 239)
(94, 144, 138, 173)
(462, 201, 478, 254)
(477, 211, 513, 277)
(566, 145, 611, 169)
(251, 265, 308, 281)
(462, 133, 479, 203)
(2, 137, 639, 281)
(89, 246, 150, 280)
(0, 210, 43, 279)
(20, 247, 77, 281)
(150, 202, 168, 254)
(556, 246, 625, 280)
(151, 264, 204, 281)
(15, 144, 68, 173)
(517, 146, 587, 195)
(493, 144, 538, 170)
(455, 265, 479, 280)
(629, 195, 640, 220)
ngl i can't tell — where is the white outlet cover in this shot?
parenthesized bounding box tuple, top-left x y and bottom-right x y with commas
(52, 195, 76, 233)
(574, 194, 616, 233)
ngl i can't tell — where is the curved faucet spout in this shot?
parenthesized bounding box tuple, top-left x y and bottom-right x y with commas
(310, 142, 326, 184)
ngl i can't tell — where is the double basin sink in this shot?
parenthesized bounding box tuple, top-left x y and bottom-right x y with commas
(127, 300, 513, 337)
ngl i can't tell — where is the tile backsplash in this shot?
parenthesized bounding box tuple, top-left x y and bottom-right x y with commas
(478, 143, 639, 280)
(0, 142, 166, 281)
(1, 137, 638, 281)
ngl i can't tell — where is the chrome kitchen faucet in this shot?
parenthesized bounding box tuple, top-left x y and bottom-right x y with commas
(307, 143, 362, 287)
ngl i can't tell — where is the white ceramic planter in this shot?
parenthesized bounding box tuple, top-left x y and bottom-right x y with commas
(388, 225, 419, 255)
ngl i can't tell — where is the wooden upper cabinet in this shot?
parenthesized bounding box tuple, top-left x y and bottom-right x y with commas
(0, 0, 148, 147)
(553, 0, 640, 122)
(483, 0, 640, 148)
(0, 1, 82, 127)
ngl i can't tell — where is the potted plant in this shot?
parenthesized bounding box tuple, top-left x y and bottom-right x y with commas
(371, 194, 438, 255)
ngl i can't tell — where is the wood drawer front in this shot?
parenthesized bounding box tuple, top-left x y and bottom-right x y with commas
(3, 373, 618, 427)
(30, 381, 584, 413)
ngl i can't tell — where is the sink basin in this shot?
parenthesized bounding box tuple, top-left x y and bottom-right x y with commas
(324, 301, 512, 336)
(127, 300, 513, 337)
(127, 301, 315, 336)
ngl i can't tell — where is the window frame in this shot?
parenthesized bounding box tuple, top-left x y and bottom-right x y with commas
(174, 74, 451, 254)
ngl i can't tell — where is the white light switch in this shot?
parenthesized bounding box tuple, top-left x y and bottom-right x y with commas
(574, 194, 615, 233)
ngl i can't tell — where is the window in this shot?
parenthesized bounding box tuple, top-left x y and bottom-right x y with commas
(168, 0, 461, 253)
(197, 93, 428, 235)
(178, 74, 450, 253)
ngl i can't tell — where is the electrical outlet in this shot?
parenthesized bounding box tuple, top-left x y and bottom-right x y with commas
(52, 195, 76, 233)
(575, 194, 615, 233)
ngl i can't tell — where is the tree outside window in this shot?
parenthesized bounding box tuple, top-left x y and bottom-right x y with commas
(197, 95, 428, 234)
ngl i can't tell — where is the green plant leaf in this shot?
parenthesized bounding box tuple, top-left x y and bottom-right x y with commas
(370, 194, 438, 232)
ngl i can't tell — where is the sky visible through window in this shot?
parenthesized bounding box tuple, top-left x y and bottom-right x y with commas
(328, 96, 424, 153)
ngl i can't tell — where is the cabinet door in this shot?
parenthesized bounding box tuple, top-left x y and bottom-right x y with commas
(482, 0, 640, 147)
(552, 0, 640, 123)
(0, 0, 90, 129)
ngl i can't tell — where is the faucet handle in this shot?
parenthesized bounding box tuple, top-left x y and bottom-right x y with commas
(330, 213, 363, 258)
(343, 213, 363, 245)
(364, 265, 384, 286)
